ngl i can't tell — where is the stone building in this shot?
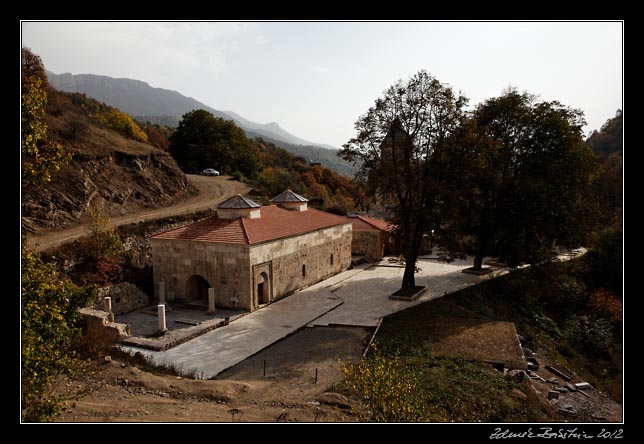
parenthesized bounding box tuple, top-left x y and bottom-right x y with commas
(150, 190, 352, 312)
(347, 214, 396, 260)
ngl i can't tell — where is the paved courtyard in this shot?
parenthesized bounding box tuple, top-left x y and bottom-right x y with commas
(311, 257, 508, 327)
(120, 256, 509, 378)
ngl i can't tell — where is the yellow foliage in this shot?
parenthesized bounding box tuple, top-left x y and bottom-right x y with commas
(92, 109, 148, 142)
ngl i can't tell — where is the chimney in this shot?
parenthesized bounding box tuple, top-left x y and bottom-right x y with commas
(270, 190, 309, 211)
(217, 194, 262, 219)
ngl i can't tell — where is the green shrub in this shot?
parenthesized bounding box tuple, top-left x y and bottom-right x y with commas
(22, 246, 96, 421)
(342, 343, 429, 422)
(564, 315, 614, 360)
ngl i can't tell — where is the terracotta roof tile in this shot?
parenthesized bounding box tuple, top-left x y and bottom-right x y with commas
(349, 215, 394, 232)
(151, 205, 350, 245)
(151, 217, 249, 244)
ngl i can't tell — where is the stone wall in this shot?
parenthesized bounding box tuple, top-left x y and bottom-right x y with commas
(80, 308, 131, 344)
(151, 222, 352, 313)
(151, 239, 251, 310)
(94, 282, 151, 315)
(352, 230, 385, 260)
(249, 223, 352, 309)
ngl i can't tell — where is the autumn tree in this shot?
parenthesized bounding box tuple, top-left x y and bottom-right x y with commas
(21, 48, 70, 186)
(339, 70, 467, 292)
(451, 90, 601, 268)
(169, 110, 261, 177)
(73, 205, 124, 285)
(139, 121, 172, 151)
(22, 246, 96, 421)
(91, 109, 148, 142)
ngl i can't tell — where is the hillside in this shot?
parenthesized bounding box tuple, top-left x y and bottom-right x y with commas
(585, 110, 622, 226)
(586, 110, 622, 156)
(22, 88, 197, 234)
(250, 134, 358, 178)
(46, 71, 357, 176)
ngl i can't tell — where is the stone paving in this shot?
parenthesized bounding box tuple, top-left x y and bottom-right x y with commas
(311, 257, 509, 327)
(119, 257, 510, 378)
(117, 303, 245, 338)
(119, 283, 344, 379)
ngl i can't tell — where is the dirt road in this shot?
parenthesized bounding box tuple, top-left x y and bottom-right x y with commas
(25, 175, 250, 253)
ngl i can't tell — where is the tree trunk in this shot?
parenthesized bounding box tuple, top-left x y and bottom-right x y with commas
(473, 254, 484, 270)
(401, 250, 418, 290)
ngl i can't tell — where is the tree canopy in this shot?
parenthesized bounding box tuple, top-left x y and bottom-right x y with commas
(22, 246, 96, 421)
(253, 138, 361, 214)
(587, 111, 622, 227)
(169, 109, 261, 178)
(586, 110, 622, 156)
(21, 48, 70, 186)
(339, 70, 467, 291)
(470, 90, 600, 266)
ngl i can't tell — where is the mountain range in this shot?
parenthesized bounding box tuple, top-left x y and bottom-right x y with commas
(46, 72, 342, 150)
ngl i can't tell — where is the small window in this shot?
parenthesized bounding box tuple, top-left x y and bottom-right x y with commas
(302, 264, 306, 277)
(330, 254, 334, 265)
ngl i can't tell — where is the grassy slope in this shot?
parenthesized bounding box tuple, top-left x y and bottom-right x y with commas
(344, 258, 622, 422)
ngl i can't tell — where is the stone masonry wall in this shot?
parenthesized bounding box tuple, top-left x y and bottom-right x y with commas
(249, 223, 352, 308)
(352, 230, 385, 260)
(94, 282, 151, 315)
(80, 308, 131, 344)
(151, 222, 352, 313)
(151, 238, 251, 311)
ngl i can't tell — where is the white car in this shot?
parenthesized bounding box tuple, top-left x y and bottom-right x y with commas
(201, 168, 220, 176)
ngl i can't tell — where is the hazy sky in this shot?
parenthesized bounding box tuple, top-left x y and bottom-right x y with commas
(21, 21, 622, 148)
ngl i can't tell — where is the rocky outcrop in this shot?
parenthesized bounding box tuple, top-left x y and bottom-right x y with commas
(22, 150, 196, 233)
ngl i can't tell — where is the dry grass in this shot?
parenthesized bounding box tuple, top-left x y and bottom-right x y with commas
(379, 299, 526, 369)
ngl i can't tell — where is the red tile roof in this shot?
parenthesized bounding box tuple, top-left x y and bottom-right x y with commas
(349, 215, 394, 232)
(151, 205, 351, 245)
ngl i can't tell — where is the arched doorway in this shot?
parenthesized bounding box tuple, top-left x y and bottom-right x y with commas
(186, 275, 211, 301)
(257, 272, 269, 305)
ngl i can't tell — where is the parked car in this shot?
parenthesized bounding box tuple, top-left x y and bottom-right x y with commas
(201, 168, 220, 176)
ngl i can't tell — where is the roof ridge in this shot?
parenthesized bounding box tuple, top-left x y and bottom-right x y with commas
(239, 216, 251, 244)
(357, 215, 382, 229)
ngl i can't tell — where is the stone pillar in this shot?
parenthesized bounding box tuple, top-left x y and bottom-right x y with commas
(103, 296, 111, 312)
(104, 297, 114, 321)
(207, 288, 216, 315)
(158, 304, 167, 334)
(159, 281, 166, 304)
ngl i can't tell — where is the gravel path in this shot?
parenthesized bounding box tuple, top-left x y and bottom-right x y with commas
(25, 175, 249, 252)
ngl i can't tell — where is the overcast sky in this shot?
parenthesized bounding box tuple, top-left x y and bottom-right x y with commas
(21, 21, 623, 148)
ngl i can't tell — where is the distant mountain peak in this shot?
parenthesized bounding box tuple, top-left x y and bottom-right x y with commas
(46, 71, 351, 174)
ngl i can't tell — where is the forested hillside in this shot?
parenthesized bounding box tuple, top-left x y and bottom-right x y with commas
(586, 110, 622, 226)
(252, 139, 362, 214)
